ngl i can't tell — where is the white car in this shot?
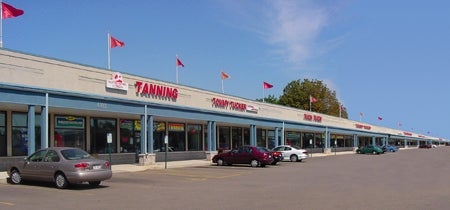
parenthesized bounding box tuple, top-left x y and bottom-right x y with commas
(272, 145, 308, 162)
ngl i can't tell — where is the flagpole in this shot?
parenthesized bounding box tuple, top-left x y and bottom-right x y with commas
(107, 33, 111, 70)
(339, 104, 342, 118)
(262, 87, 265, 102)
(309, 95, 312, 111)
(176, 55, 179, 84)
(1, 1, 3, 48)
(221, 79, 224, 93)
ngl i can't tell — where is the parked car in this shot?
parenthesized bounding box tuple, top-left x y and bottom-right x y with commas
(7, 147, 112, 189)
(270, 151, 283, 165)
(419, 144, 432, 149)
(272, 145, 308, 162)
(381, 145, 399, 152)
(212, 145, 274, 167)
(356, 145, 383, 155)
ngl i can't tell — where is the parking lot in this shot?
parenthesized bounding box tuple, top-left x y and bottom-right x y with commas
(1, 147, 449, 210)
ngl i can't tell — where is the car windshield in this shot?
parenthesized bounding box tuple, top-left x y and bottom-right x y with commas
(61, 148, 92, 160)
(256, 147, 269, 152)
(291, 145, 302, 150)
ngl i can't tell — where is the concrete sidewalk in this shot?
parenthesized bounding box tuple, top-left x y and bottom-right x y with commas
(0, 151, 357, 184)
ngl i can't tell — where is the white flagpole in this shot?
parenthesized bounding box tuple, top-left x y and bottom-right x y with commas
(221, 79, 224, 93)
(107, 33, 111, 70)
(262, 87, 265, 102)
(176, 55, 179, 84)
(309, 95, 312, 111)
(1, 1, 4, 48)
(339, 104, 342, 118)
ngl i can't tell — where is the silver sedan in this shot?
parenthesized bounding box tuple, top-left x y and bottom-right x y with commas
(7, 147, 112, 189)
(272, 145, 308, 162)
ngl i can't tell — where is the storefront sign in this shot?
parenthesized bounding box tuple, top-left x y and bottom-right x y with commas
(246, 105, 259, 113)
(303, 114, 322, 123)
(355, 123, 371, 130)
(106, 72, 129, 91)
(55, 116, 85, 129)
(135, 81, 178, 99)
(403, 132, 412, 136)
(211, 97, 247, 111)
(168, 123, 184, 131)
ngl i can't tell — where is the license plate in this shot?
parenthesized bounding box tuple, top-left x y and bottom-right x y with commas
(93, 165, 101, 170)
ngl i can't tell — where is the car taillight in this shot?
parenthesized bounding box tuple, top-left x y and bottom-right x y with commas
(104, 161, 110, 168)
(303, 151, 308, 154)
(74, 162, 89, 169)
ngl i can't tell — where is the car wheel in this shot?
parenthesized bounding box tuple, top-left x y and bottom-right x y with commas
(55, 173, 69, 189)
(290, 155, 298, 162)
(9, 169, 22, 184)
(217, 159, 225, 166)
(89, 181, 101, 187)
(250, 159, 260, 167)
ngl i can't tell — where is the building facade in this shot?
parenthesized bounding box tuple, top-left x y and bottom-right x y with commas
(0, 49, 441, 169)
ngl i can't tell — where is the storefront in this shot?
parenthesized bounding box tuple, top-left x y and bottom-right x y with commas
(0, 48, 440, 169)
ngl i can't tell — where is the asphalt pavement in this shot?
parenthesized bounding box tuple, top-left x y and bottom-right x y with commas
(0, 150, 369, 184)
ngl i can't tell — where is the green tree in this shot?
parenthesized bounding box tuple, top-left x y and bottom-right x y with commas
(256, 94, 279, 104)
(278, 79, 347, 118)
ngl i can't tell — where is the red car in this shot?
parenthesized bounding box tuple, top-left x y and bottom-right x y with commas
(270, 151, 283, 165)
(419, 144, 432, 149)
(212, 145, 274, 167)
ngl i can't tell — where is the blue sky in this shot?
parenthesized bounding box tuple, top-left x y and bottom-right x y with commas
(3, 0, 450, 140)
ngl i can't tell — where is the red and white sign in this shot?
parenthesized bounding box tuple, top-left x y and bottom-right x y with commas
(246, 105, 259, 113)
(135, 81, 178, 99)
(355, 123, 371, 130)
(106, 72, 128, 91)
(212, 97, 247, 111)
(303, 114, 322, 123)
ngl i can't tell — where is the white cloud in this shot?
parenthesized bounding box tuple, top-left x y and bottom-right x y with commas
(265, 1, 328, 65)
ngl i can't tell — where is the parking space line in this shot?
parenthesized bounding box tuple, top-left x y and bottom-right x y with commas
(0, 201, 14, 206)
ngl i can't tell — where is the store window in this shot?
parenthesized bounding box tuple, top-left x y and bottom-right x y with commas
(54, 116, 85, 150)
(286, 131, 300, 147)
(90, 118, 116, 154)
(231, 127, 243, 149)
(243, 128, 250, 145)
(268, 130, 275, 149)
(302, 133, 314, 148)
(315, 134, 324, 148)
(153, 122, 166, 152)
(12, 112, 41, 156)
(187, 124, 202, 151)
(119, 119, 141, 153)
(168, 122, 185, 151)
(0, 112, 6, 156)
(218, 126, 230, 150)
(257, 128, 266, 147)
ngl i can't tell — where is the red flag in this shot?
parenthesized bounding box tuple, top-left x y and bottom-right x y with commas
(377, 116, 383, 120)
(340, 105, 346, 111)
(221, 71, 230, 80)
(1, 2, 24, 19)
(310, 95, 318, 103)
(176, 57, 184, 67)
(110, 36, 125, 48)
(263, 82, 273, 89)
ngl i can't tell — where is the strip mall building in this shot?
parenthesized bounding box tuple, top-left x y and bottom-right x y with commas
(0, 48, 445, 169)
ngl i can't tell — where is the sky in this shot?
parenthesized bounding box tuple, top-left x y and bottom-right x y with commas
(2, 0, 450, 140)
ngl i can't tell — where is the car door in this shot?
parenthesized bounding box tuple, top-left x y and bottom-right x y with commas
(39, 150, 61, 182)
(226, 149, 240, 164)
(20, 149, 48, 180)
